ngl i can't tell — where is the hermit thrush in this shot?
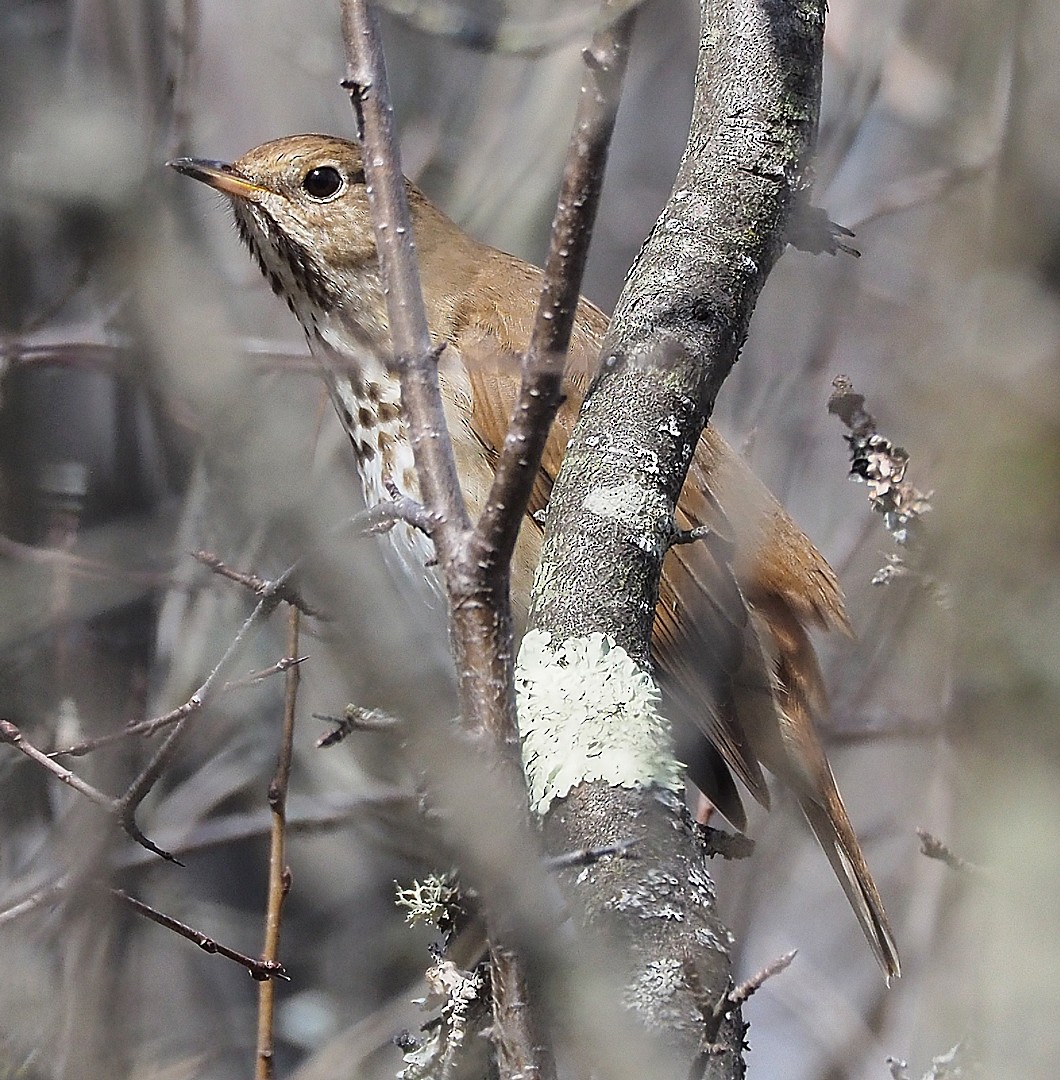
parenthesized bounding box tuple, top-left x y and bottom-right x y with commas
(169, 134, 900, 979)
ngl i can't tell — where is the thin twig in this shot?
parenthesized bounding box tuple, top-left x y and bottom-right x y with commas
(545, 838, 638, 870)
(111, 888, 288, 982)
(684, 949, 796, 1054)
(669, 525, 714, 546)
(114, 570, 296, 860)
(0, 532, 175, 590)
(917, 828, 993, 883)
(225, 656, 310, 691)
(0, 878, 69, 927)
(50, 656, 306, 757)
(194, 550, 322, 617)
(1, 719, 117, 812)
(256, 606, 301, 1078)
(356, 498, 436, 535)
(473, 6, 634, 571)
(724, 950, 797, 1009)
(340, 0, 471, 543)
(0, 790, 415, 927)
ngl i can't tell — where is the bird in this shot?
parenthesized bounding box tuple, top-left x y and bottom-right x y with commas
(169, 133, 900, 980)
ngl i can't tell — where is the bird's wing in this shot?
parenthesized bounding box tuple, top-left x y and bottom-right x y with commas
(446, 257, 773, 805)
(415, 233, 896, 973)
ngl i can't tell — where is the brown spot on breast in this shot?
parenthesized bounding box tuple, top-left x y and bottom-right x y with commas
(377, 400, 401, 424)
(357, 406, 374, 428)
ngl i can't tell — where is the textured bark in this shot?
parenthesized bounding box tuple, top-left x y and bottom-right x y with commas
(526, 1, 826, 1074)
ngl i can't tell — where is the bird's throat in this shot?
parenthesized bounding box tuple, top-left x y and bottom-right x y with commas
(231, 195, 435, 590)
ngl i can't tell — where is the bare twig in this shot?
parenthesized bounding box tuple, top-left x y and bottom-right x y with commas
(354, 479, 440, 537)
(474, 5, 635, 574)
(52, 699, 203, 758)
(225, 655, 309, 691)
(684, 949, 796, 1056)
(114, 570, 297, 860)
(917, 828, 993, 883)
(340, 0, 471, 544)
(0, 790, 415, 928)
(0, 532, 175, 590)
(725, 950, 797, 1009)
(0, 878, 69, 927)
(50, 656, 306, 757)
(1, 719, 118, 812)
(315, 704, 406, 747)
(256, 605, 302, 1079)
(111, 888, 288, 982)
(669, 524, 714, 547)
(544, 838, 638, 871)
(194, 550, 321, 617)
(851, 160, 993, 231)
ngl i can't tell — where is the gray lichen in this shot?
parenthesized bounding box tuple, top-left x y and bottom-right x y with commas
(608, 868, 685, 922)
(623, 957, 696, 1031)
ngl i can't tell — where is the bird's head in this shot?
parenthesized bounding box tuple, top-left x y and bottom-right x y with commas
(169, 134, 383, 319)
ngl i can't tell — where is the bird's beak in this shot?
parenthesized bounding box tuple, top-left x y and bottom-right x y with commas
(167, 158, 268, 201)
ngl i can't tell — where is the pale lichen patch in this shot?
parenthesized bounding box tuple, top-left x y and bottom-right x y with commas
(516, 630, 682, 816)
(581, 482, 671, 557)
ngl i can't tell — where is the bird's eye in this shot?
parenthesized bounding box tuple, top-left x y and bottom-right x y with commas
(302, 166, 344, 201)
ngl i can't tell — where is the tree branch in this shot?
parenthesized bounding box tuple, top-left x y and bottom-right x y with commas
(474, 8, 635, 571)
(525, 1, 827, 1073)
(256, 605, 301, 1078)
(339, 5, 637, 1078)
(340, 0, 471, 542)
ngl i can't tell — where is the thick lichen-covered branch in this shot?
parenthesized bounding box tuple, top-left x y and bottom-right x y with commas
(523, 1, 827, 1074)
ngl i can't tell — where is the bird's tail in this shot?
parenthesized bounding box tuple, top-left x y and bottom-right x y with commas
(799, 786, 901, 983)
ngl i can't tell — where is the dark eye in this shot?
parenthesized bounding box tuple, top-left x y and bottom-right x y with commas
(302, 166, 344, 201)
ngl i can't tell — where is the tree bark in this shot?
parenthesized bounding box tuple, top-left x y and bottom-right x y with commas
(523, 1, 826, 1074)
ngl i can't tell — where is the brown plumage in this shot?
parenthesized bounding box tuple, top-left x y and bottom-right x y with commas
(169, 134, 900, 980)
